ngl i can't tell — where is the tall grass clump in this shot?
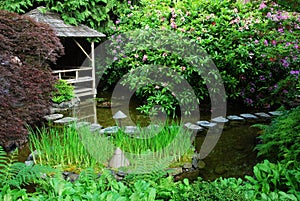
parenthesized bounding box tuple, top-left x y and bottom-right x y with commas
(28, 124, 111, 171)
(111, 123, 194, 173)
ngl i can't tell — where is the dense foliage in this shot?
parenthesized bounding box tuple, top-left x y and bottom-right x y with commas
(246, 106, 300, 200)
(0, 0, 140, 35)
(51, 79, 74, 103)
(254, 106, 300, 167)
(2, 0, 299, 114)
(0, 10, 64, 150)
(102, 0, 300, 115)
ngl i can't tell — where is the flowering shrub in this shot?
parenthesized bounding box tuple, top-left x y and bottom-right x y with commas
(0, 10, 63, 150)
(102, 0, 299, 113)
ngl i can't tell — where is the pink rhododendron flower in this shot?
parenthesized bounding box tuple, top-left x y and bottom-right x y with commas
(259, 2, 267, 10)
(143, 55, 148, 61)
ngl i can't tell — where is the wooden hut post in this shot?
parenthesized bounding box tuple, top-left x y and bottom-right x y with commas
(91, 41, 96, 98)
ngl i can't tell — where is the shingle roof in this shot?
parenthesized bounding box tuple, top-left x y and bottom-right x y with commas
(25, 7, 106, 38)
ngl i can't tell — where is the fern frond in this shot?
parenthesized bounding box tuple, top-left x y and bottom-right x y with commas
(0, 146, 56, 189)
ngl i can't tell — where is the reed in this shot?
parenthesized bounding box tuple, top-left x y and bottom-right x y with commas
(111, 123, 194, 172)
(28, 125, 101, 171)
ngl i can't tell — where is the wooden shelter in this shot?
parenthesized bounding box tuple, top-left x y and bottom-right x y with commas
(25, 7, 105, 98)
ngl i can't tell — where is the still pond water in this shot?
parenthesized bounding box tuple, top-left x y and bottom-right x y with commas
(18, 95, 267, 181)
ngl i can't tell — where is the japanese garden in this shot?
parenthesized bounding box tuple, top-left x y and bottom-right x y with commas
(0, 0, 299, 200)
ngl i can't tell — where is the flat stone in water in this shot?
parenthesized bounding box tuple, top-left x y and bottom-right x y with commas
(54, 117, 77, 124)
(240, 113, 258, 119)
(255, 112, 271, 118)
(43, 114, 63, 121)
(227, 115, 244, 121)
(25, 160, 34, 166)
(184, 122, 204, 131)
(99, 126, 119, 134)
(90, 123, 103, 132)
(269, 111, 283, 116)
(183, 163, 193, 169)
(168, 168, 183, 176)
(211, 116, 229, 123)
(196, 121, 217, 128)
(147, 124, 160, 132)
(124, 126, 138, 134)
(75, 121, 91, 129)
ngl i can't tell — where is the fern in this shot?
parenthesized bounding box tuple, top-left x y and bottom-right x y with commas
(253, 107, 300, 168)
(0, 146, 55, 189)
(0, 146, 19, 187)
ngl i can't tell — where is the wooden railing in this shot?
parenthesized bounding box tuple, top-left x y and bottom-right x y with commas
(52, 66, 96, 98)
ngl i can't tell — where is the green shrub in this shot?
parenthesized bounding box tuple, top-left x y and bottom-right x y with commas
(101, 0, 300, 113)
(253, 106, 300, 167)
(51, 79, 75, 103)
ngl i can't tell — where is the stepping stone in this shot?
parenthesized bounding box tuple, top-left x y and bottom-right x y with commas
(196, 121, 217, 128)
(99, 126, 119, 134)
(54, 117, 77, 124)
(25, 160, 34, 166)
(211, 116, 229, 123)
(75, 121, 91, 129)
(90, 123, 103, 132)
(124, 126, 138, 134)
(227, 115, 244, 121)
(240, 113, 258, 119)
(255, 112, 271, 118)
(269, 111, 283, 116)
(184, 122, 204, 131)
(147, 124, 159, 129)
(43, 114, 63, 121)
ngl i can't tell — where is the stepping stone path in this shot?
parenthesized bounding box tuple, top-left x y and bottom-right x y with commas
(240, 113, 258, 119)
(54, 117, 78, 124)
(211, 116, 229, 123)
(43, 114, 63, 121)
(184, 122, 204, 131)
(255, 112, 271, 118)
(227, 115, 244, 121)
(196, 121, 217, 128)
(269, 111, 283, 116)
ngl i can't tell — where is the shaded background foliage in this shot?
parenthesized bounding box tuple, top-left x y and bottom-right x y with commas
(0, 0, 140, 35)
(0, 10, 64, 150)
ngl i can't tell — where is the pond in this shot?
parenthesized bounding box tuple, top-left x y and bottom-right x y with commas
(18, 94, 268, 181)
(94, 97, 264, 181)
